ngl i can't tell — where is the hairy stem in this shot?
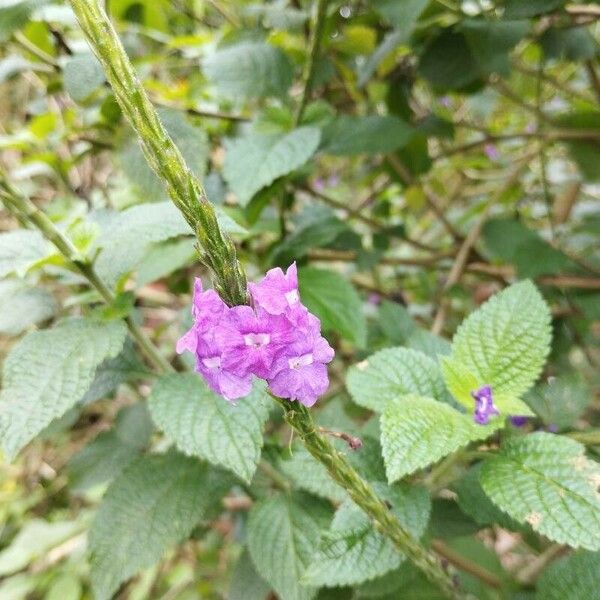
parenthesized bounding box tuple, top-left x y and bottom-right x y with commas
(0, 175, 174, 375)
(66, 3, 468, 596)
(68, 0, 247, 307)
(272, 396, 468, 600)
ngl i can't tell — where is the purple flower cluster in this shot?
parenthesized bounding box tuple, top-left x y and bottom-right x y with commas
(177, 263, 334, 406)
(470, 384, 499, 425)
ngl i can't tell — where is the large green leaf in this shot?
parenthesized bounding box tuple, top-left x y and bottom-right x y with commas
(279, 443, 347, 503)
(303, 484, 430, 587)
(0, 229, 50, 278)
(203, 41, 293, 99)
(148, 374, 269, 483)
(89, 451, 232, 600)
(480, 433, 600, 550)
(95, 201, 244, 285)
(247, 493, 332, 600)
(223, 127, 321, 205)
(0, 0, 49, 42)
(298, 266, 366, 347)
(67, 403, 154, 493)
(0, 318, 127, 459)
(229, 549, 270, 600)
(0, 280, 57, 335)
(536, 550, 600, 600)
(346, 347, 448, 412)
(381, 395, 500, 482)
(320, 116, 413, 155)
(63, 53, 104, 102)
(442, 281, 551, 416)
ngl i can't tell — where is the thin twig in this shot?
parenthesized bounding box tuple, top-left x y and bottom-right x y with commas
(585, 60, 600, 105)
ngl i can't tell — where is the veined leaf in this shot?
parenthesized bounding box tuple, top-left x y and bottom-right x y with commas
(480, 432, 600, 550)
(298, 266, 366, 347)
(229, 549, 271, 600)
(536, 550, 600, 600)
(148, 374, 269, 483)
(303, 484, 430, 587)
(0, 318, 127, 459)
(223, 127, 321, 205)
(89, 451, 232, 600)
(0, 280, 57, 335)
(442, 281, 551, 416)
(0, 229, 51, 278)
(203, 41, 293, 99)
(247, 493, 332, 600)
(347, 347, 448, 412)
(381, 395, 500, 483)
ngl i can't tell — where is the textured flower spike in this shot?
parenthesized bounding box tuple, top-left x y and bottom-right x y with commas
(248, 262, 300, 315)
(470, 384, 499, 425)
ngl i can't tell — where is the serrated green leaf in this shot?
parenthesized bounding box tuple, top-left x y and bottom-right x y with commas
(0, 318, 127, 459)
(442, 281, 551, 416)
(303, 484, 430, 587)
(536, 550, 600, 600)
(223, 127, 321, 205)
(89, 450, 232, 600)
(320, 116, 413, 155)
(298, 266, 366, 347)
(0, 280, 57, 335)
(63, 53, 104, 102)
(119, 108, 209, 201)
(480, 432, 600, 550)
(247, 493, 332, 600)
(95, 201, 243, 285)
(381, 395, 500, 482)
(525, 375, 592, 429)
(148, 374, 269, 483)
(67, 403, 154, 493)
(454, 464, 521, 530)
(377, 301, 418, 345)
(229, 549, 271, 600)
(346, 347, 447, 412)
(279, 443, 347, 503)
(204, 41, 293, 99)
(406, 330, 451, 359)
(136, 238, 196, 288)
(0, 229, 50, 278)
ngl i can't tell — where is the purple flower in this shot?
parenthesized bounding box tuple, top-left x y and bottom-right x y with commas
(248, 262, 301, 316)
(484, 143, 499, 161)
(216, 305, 294, 378)
(267, 312, 334, 407)
(509, 415, 529, 428)
(177, 266, 335, 407)
(470, 385, 499, 425)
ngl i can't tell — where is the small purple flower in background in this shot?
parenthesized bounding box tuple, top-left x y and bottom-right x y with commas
(509, 415, 529, 428)
(177, 263, 334, 406)
(439, 96, 451, 108)
(471, 384, 499, 425)
(484, 143, 499, 161)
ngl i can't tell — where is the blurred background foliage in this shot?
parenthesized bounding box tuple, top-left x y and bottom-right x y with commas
(0, 0, 599, 598)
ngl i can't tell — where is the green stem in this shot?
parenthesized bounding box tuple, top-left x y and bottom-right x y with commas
(0, 176, 173, 375)
(272, 396, 468, 600)
(566, 429, 600, 446)
(66, 3, 469, 596)
(294, 0, 329, 125)
(67, 0, 247, 307)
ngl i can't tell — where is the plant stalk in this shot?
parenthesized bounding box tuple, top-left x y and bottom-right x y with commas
(68, 0, 247, 307)
(0, 176, 173, 375)
(272, 396, 467, 600)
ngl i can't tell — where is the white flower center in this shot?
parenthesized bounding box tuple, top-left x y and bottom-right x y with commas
(244, 332, 271, 347)
(285, 289, 299, 305)
(288, 353, 313, 369)
(202, 356, 221, 369)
